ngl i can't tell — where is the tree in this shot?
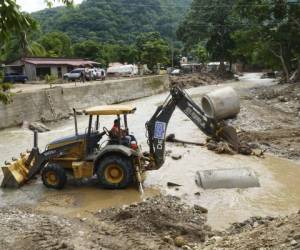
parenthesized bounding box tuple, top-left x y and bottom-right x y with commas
(177, 0, 237, 72)
(39, 32, 72, 57)
(234, 0, 300, 82)
(136, 32, 170, 70)
(73, 40, 102, 61)
(0, 0, 72, 104)
(191, 43, 209, 64)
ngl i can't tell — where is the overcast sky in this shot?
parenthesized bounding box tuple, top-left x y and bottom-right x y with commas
(16, 0, 83, 13)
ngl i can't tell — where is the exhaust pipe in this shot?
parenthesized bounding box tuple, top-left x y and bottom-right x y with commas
(34, 130, 38, 148)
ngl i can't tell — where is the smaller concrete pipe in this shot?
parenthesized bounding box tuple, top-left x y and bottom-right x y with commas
(195, 168, 260, 189)
(201, 87, 240, 121)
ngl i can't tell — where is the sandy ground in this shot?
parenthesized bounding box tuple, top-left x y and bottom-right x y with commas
(0, 73, 300, 249)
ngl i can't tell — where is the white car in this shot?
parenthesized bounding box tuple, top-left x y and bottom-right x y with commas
(171, 69, 181, 75)
(64, 68, 84, 81)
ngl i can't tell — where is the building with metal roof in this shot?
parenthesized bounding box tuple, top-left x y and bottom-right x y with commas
(5, 57, 100, 81)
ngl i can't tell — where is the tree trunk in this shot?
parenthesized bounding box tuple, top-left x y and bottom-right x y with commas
(279, 55, 290, 83)
(270, 44, 290, 83)
(290, 58, 300, 83)
(218, 60, 226, 74)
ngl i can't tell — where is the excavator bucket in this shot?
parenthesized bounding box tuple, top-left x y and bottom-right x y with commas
(1, 153, 32, 188)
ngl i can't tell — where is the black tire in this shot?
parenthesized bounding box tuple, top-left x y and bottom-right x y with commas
(42, 164, 67, 190)
(96, 155, 134, 189)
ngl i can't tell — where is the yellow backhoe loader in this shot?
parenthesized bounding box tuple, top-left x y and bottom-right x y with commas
(1, 86, 239, 190)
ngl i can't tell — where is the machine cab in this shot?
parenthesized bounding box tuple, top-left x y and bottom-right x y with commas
(83, 105, 138, 157)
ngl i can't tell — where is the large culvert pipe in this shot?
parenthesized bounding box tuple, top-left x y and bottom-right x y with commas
(201, 87, 240, 121)
(195, 168, 260, 189)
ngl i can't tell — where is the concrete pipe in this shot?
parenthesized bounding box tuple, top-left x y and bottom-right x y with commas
(201, 87, 240, 121)
(195, 168, 260, 189)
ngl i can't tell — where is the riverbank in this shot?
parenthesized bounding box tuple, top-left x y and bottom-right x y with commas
(0, 73, 300, 249)
(0, 75, 169, 129)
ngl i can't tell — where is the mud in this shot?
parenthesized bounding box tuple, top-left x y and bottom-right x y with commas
(0, 196, 211, 250)
(170, 72, 219, 88)
(0, 73, 299, 249)
(232, 83, 300, 160)
(204, 211, 300, 250)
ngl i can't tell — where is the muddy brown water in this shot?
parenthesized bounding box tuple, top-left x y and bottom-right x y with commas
(0, 73, 299, 230)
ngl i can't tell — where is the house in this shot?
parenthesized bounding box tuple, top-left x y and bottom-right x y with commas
(5, 57, 100, 81)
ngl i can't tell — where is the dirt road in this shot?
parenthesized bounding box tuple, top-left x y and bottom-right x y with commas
(0, 73, 299, 249)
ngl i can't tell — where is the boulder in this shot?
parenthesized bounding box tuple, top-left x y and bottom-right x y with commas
(174, 236, 186, 247)
(29, 122, 50, 133)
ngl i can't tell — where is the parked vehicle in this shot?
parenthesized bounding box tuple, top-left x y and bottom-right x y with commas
(171, 69, 181, 75)
(85, 68, 97, 81)
(63, 68, 84, 81)
(3, 73, 28, 83)
(95, 68, 106, 80)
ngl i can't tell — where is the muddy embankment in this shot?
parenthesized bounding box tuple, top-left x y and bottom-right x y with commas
(233, 83, 300, 160)
(0, 75, 169, 129)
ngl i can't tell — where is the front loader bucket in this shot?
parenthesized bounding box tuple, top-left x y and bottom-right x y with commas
(1, 153, 31, 188)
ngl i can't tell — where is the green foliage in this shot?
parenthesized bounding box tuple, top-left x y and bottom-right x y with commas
(45, 74, 58, 88)
(177, 0, 237, 66)
(233, 0, 300, 81)
(39, 32, 72, 57)
(191, 44, 209, 64)
(73, 40, 101, 61)
(0, 0, 32, 42)
(32, 0, 192, 44)
(0, 69, 13, 104)
(136, 32, 170, 70)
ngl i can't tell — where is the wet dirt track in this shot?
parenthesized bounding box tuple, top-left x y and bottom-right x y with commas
(0, 73, 300, 231)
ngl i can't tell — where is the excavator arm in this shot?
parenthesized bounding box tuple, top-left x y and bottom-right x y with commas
(146, 86, 236, 169)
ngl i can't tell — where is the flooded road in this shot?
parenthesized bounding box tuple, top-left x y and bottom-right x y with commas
(0, 73, 299, 230)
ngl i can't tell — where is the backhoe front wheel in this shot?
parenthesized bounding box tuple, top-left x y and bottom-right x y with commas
(96, 155, 134, 189)
(42, 164, 67, 190)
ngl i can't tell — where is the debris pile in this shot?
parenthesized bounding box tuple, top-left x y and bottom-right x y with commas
(96, 195, 212, 249)
(204, 211, 300, 250)
(170, 73, 219, 88)
(234, 84, 300, 159)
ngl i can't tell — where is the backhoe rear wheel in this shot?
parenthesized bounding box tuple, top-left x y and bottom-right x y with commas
(96, 155, 133, 189)
(42, 164, 67, 190)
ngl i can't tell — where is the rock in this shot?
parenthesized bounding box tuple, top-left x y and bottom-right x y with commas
(59, 242, 68, 249)
(194, 205, 208, 214)
(171, 154, 182, 160)
(163, 235, 174, 245)
(174, 236, 186, 247)
(167, 182, 182, 187)
(278, 96, 288, 102)
(290, 240, 298, 246)
(294, 234, 300, 240)
(194, 192, 201, 196)
(29, 122, 50, 133)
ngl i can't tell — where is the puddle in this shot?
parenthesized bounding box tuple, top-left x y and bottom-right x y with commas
(145, 148, 300, 230)
(36, 185, 159, 218)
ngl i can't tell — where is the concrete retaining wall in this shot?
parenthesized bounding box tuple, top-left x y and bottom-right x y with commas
(0, 75, 169, 129)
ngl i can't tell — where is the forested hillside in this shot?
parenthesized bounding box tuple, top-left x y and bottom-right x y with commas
(33, 0, 192, 44)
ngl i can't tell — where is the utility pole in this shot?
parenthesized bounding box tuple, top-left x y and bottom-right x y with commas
(171, 41, 174, 68)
